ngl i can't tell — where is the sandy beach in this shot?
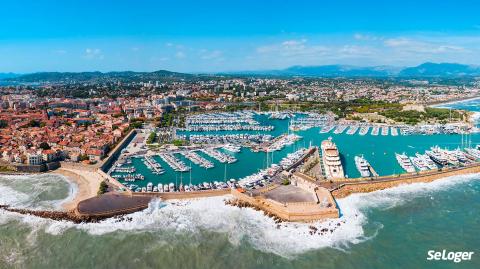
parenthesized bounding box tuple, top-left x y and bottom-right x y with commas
(52, 168, 103, 211)
(429, 95, 480, 107)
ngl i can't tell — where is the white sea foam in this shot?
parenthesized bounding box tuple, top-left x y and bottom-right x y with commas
(1, 173, 478, 258)
(0, 174, 76, 210)
(0, 181, 33, 207)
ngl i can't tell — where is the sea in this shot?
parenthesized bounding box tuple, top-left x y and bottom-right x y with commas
(1, 99, 479, 269)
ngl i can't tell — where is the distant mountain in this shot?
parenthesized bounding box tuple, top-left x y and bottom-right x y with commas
(398, 62, 480, 77)
(6, 70, 198, 83)
(4, 63, 480, 83)
(223, 65, 404, 77)
(277, 65, 402, 77)
(0, 73, 21, 80)
(231, 63, 480, 78)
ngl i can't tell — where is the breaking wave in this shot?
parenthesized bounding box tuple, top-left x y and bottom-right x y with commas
(0, 174, 76, 210)
(0, 173, 478, 258)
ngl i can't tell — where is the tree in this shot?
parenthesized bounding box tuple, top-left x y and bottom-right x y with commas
(146, 132, 156, 144)
(97, 181, 108, 195)
(0, 120, 7, 129)
(39, 142, 51, 150)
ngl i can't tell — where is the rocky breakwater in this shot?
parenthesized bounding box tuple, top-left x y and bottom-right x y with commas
(225, 198, 287, 223)
(0, 204, 113, 223)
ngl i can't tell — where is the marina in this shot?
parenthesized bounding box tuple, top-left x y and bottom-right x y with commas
(179, 150, 214, 169)
(346, 125, 359, 135)
(158, 152, 191, 172)
(104, 110, 480, 191)
(200, 148, 237, 163)
(359, 126, 369, 135)
(381, 126, 389, 136)
(333, 125, 348, 134)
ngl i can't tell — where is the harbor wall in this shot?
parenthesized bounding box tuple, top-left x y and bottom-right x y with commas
(2, 161, 61, 173)
(231, 189, 339, 222)
(331, 164, 480, 198)
(130, 189, 230, 200)
(100, 129, 138, 172)
(97, 169, 130, 193)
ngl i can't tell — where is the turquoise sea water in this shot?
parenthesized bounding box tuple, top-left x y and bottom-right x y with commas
(116, 113, 479, 188)
(1, 100, 480, 268)
(0, 173, 478, 268)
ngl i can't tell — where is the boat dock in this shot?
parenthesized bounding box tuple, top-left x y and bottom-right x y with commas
(368, 163, 379, 177)
(158, 153, 191, 172)
(333, 125, 348, 134)
(179, 151, 214, 169)
(144, 155, 164, 174)
(381, 127, 389, 136)
(200, 148, 237, 163)
(346, 125, 359, 135)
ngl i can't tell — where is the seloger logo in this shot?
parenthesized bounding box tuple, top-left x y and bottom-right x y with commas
(427, 250, 474, 263)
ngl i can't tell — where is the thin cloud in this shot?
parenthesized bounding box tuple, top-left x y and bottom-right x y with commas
(200, 50, 224, 60)
(384, 38, 467, 54)
(84, 48, 104, 60)
(175, 51, 186, 59)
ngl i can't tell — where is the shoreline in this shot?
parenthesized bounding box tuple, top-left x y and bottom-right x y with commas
(51, 168, 103, 211)
(1, 165, 479, 223)
(428, 96, 480, 108)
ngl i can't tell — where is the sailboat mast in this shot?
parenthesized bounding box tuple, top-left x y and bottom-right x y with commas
(224, 163, 227, 181)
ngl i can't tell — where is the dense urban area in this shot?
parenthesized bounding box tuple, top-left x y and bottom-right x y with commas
(0, 72, 479, 169)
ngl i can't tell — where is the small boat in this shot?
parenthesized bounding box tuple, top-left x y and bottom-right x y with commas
(146, 182, 153, 192)
(223, 144, 241, 153)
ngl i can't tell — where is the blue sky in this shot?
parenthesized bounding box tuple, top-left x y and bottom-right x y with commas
(1, 0, 480, 73)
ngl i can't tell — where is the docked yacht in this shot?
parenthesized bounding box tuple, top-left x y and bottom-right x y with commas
(395, 153, 416, 173)
(146, 182, 153, 192)
(465, 148, 480, 159)
(415, 153, 438, 170)
(321, 138, 345, 179)
(425, 146, 449, 166)
(223, 144, 241, 153)
(409, 156, 428, 171)
(354, 155, 371, 177)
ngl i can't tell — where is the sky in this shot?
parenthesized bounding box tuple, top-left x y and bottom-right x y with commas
(1, 0, 480, 73)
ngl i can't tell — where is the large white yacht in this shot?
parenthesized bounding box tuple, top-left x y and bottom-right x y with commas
(395, 153, 416, 173)
(321, 138, 345, 179)
(355, 155, 371, 177)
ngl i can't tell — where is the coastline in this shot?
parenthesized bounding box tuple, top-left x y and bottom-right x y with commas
(428, 95, 480, 108)
(1, 164, 479, 223)
(51, 168, 103, 211)
(330, 165, 480, 198)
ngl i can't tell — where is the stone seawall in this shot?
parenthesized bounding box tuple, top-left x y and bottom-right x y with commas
(332, 164, 480, 198)
(7, 161, 61, 173)
(0, 205, 119, 223)
(231, 189, 339, 222)
(130, 189, 230, 200)
(100, 129, 138, 172)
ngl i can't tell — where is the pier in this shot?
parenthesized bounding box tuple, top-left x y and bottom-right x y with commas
(143, 155, 164, 174)
(179, 151, 214, 169)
